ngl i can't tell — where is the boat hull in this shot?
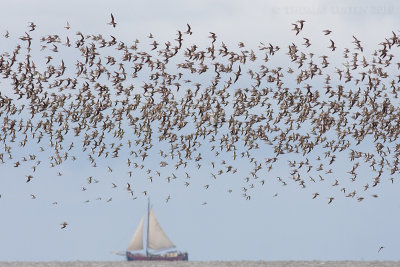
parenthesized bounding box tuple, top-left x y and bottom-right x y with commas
(126, 251, 188, 261)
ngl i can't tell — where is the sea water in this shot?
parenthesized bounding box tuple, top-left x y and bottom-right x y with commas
(0, 261, 398, 267)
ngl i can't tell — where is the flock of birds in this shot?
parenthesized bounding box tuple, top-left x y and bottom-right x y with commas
(0, 15, 399, 232)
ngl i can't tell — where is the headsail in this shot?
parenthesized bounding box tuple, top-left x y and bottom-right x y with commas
(127, 215, 145, 251)
(148, 208, 175, 250)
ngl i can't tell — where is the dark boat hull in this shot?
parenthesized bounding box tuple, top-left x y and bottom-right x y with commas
(126, 251, 189, 261)
(126, 251, 188, 261)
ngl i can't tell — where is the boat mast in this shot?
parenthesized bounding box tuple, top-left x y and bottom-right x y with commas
(146, 197, 150, 256)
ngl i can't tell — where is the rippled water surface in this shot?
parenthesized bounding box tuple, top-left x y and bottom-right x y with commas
(0, 262, 399, 267)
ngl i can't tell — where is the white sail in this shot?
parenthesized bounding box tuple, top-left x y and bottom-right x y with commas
(148, 208, 175, 250)
(127, 216, 145, 251)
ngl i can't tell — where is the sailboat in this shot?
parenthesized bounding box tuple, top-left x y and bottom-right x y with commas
(124, 199, 188, 261)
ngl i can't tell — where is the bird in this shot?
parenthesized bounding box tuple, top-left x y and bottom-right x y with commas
(160, 161, 168, 167)
(329, 39, 336, 51)
(292, 23, 301, 35)
(378, 246, 384, 253)
(323, 29, 332, 35)
(297, 20, 305, 30)
(108, 13, 117, 27)
(185, 24, 192, 35)
(60, 222, 68, 229)
(28, 22, 36, 31)
(26, 175, 33, 183)
(303, 38, 311, 47)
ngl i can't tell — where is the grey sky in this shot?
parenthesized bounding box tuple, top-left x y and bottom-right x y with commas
(0, 0, 399, 262)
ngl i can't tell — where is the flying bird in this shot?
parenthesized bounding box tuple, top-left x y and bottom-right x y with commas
(60, 222, 68, 229)
(108, 13, 117, 27)
(185, 24, 192, 35)
(26, 175, 33, 183)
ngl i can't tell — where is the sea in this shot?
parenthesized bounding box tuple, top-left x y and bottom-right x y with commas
(0, 262, 398, 267)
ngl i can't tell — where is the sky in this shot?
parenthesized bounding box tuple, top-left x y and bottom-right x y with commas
(0, 0, 400, 262)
